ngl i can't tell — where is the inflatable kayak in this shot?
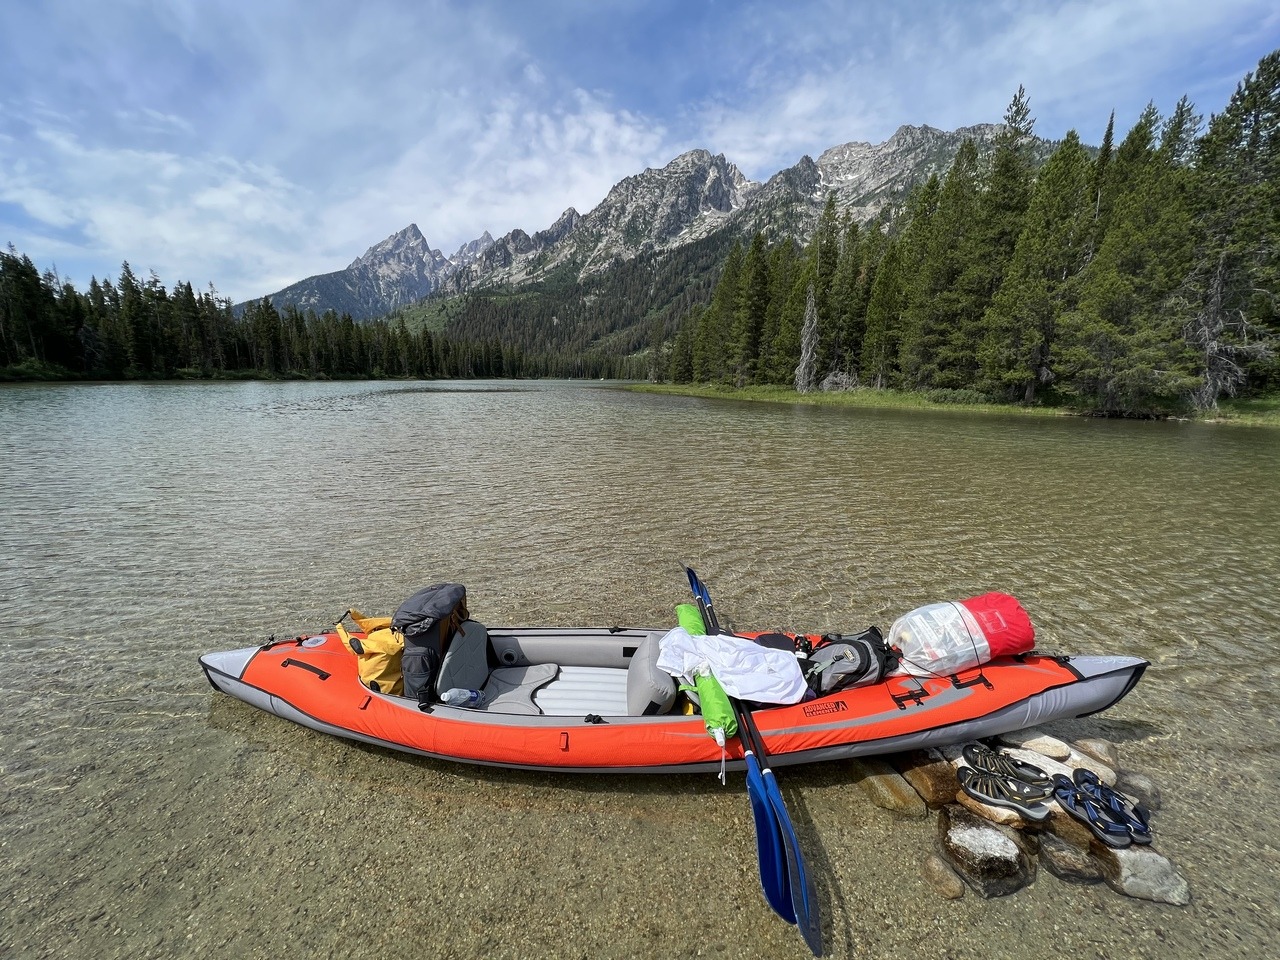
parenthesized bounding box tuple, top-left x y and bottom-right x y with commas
(200, 621, 1147, 774)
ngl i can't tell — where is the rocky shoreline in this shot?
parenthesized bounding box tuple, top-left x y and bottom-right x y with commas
(850, 728, 1191, 905)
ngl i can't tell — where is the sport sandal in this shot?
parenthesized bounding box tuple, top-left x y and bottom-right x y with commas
(958, 765, 1051, 821)
(1051, 774, 1132, 848)
(962, 742, 1053, 792)
(1072, 768, 1152, 844)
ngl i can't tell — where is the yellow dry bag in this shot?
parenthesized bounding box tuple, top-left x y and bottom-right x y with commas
(336, 608, 405, 695)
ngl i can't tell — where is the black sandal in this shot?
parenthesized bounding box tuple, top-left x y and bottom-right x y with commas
(962, 742, 1053, 791)
(958, 765, 1051, 821)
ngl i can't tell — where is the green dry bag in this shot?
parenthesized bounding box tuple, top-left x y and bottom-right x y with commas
(693, 669, 738, 741)
(676, 603, 706, 635)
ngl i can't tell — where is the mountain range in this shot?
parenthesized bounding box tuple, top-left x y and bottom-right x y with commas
(244, 123, 1038, 321)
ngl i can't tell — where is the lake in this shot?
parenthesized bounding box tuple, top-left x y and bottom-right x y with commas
(2, 380, 1277, 959)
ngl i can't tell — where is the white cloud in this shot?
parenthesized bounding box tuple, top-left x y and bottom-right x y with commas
(2, 0, 1277, 301)
(0, 107, 320, 295)
(321, 87, 669, 258)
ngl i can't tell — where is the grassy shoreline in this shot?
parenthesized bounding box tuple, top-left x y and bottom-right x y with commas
(626, 382, 1280, 427)
(5, 364, 1276, 426)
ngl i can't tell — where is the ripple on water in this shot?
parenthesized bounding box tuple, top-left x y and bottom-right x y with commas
(2, 381, 1278, 959)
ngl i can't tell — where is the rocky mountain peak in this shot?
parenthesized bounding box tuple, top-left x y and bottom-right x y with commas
(349, 222, 440, 271)
(249, 121, 1061, 320)
(450, 231, 495, 266)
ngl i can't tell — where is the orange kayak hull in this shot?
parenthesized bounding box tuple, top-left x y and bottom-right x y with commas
(201, 628, 1145, 773)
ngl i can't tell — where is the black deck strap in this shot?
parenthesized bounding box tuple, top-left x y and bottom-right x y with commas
(950, 672, 994, 690)
(891, 688, 928, 709)
(891, 677, 930, 710)
(281, 658, 330, 680)
(583, 714, 608, 724)
(259, 635, 305, 650)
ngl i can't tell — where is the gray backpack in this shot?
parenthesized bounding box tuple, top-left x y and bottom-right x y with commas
(805, 627, 893, 694)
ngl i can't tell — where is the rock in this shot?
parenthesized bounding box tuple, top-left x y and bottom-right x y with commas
(1116, 770, 1162, 812)
(1044, 752, 1116, 788)
(936, 804, 1035, 898)
(849, 757, 927, 819)
(890, 750, 958, 808)
(1072, 737, 1120, 769)
(922, 854, 966, 899)
(1096, 846, 1191, 905)
(954, 789, 1037, 828)
(936, 742, 965, 764)
(1044, 800, 1100, 850)
(995, 729, 1073, 760)
(1039, 830, 1104, 884)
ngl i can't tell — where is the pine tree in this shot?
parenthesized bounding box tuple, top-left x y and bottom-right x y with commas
(870, 176, 939, 388)
(116, 263, 145, 375)
(693, 242, 743, 382)
(0, 249, 56, 367)
(828, 213, 862, 379)
(961, 86, 1037, 351)
(979, 131, 1095, 401)
(770, 258, 812, 385)
(1086, 112, 1116, 264)
(1058, 106, 1202, 413)
(647, 313, 667, 382)
(1175, 49, 1280, 404)
(811, 194, 841, 375)
(847, 218, 889, 383)
(669, 310, 696, 382)
(758, 240, 798, 383)
(733, 232, 771, 384)
(898, 140, 983, 388)
(860, 237, 906, 389)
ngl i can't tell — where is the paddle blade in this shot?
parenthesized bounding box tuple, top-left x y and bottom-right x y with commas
(684, 567, 720, 633)
(763, 771, 823, 956)
(745, 754, 795, 924)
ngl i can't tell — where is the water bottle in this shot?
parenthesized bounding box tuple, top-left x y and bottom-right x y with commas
(440, 687, 484, 708)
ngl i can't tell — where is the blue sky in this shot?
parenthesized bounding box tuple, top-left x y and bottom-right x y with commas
(2, 0, 1277, 302)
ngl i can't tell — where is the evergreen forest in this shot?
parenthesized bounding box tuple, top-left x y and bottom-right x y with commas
(3, 50, 1277, 418)
(669, 54, 1280, 415)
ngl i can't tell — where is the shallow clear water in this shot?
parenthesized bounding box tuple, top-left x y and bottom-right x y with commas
(2, 380, 1277, 959)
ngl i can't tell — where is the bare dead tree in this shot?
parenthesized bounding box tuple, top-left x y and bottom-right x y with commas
(1175, 249, 1274, 411)
(795, 283, 818, 393)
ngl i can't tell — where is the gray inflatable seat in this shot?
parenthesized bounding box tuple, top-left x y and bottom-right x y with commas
(435, 620, 492, 696)
(627, 631, 677, 716)
(481, 664, 559, 715)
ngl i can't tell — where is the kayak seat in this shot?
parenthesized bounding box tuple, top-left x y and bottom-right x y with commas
(532, 666, 629, 716)
(481, 664, 560, 715)
(626, 631, 677, 716)
(435, 619, 495, 698)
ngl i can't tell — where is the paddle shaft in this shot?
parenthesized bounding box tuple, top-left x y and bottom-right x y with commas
(685, 567, 823, 957)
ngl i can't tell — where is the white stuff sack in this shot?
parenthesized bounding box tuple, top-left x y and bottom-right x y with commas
(888, 601, 990, 678)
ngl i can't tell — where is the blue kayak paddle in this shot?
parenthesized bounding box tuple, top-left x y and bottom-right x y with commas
(686, 569, 795, 924)
(685, 567, 823, 957)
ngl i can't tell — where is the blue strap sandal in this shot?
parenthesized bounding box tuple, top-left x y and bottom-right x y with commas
(1072, 768, 1153, 844)
(1052, 774, 1132, 848)
(959, 765, 1051, 821)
